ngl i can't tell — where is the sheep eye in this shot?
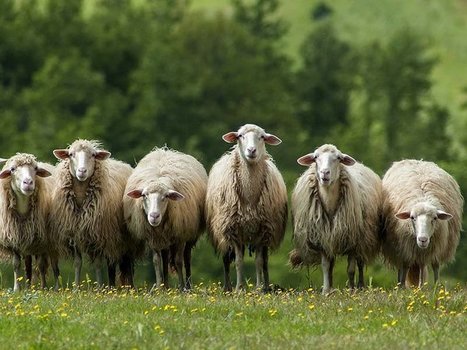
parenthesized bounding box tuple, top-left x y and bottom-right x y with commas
(10, 166, 16, 172)
(410, 216, 415, 220)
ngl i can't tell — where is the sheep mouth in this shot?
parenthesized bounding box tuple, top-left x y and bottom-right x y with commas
(319, 177, 331, 185)
(76, 175, 88, 182)
(246, 154, 257, 160)
(21, 187, 35, 195)
(148, 218, 161, 227)
(417, 242, 429, 249)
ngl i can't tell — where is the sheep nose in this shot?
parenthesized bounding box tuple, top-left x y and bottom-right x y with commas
(418, 237, 428, 244)
(150, 212, 160, 220)
(77, 167, 87, 174)
(247, 147, 256, 155)
(320, 169, 330, 176)
(23, 178, 33, 185)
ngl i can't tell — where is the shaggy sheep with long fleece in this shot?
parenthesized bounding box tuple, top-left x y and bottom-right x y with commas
(381, 159, 463, 287)
(289, 144, 382, 294)
(51, 139, 134, 288)
(0, 153, 59, 291)
(205, 124, 288, 292)
(123, 147, 207, 290)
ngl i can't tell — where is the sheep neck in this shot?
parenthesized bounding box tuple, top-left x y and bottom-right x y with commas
(12, 190, 31, 216)
(72, 177, 91, 208)
(236, 152, 267, 205)
(318, 180, 341, 218)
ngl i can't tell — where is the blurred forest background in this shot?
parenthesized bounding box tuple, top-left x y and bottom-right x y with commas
(0, 0, 466, 289)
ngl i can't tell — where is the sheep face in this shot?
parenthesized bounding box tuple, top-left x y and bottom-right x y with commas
(127, 183, 184, 227)
(395, 203, 452, 249)
(0, 154, 51, 196)
(54, 141, 111, 182)
(222, 124, 281, 164)
(297, 144, 356, 186)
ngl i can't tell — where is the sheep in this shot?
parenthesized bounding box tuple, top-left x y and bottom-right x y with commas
(0, 153, 60, 291)
(51, 139, 134, 288)
(381, 159, 463, 287)
(123, 147, 207, 290)
(289, 144, 382, 294)
(205, 124, 288, 292)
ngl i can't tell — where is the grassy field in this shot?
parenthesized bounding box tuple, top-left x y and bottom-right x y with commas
(0, 284, 465, 349)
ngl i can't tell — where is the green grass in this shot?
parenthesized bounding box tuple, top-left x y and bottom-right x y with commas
(0, 284, 465, 349)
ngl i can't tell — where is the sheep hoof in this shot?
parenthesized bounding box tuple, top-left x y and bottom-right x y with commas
(322, 288, 337, 296)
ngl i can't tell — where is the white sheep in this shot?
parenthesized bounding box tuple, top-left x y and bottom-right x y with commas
(51, 139, 134, 288)
(0, 153, 59, 291)
(381, 159, 463, 287)
(123, 147, 207, 290)
(205, 124, 288, 292)
(289, 144, 382, 294)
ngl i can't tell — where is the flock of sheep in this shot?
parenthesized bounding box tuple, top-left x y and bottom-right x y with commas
(0, 124, 463, 293)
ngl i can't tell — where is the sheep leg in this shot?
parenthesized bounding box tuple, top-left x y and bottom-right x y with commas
(432, 262, 439, 284)
(184, 242, 193, 290)
(25, 255, 33, 289)
(255, 247, 264, 289)
(357, 259, 365, 289)
(107, 260, 116, 288)
(262, 246, 270, 292)
(152, 250, 164, 289)
(13, 252, 22, 292)
(321, 254, 334, 295)
(418, 264, 426, 288)
(50, 256, 60, 291)
(161, 249, 169, 288)
(94, 257, 104, 288)
(222, 251, 232, 292)
(37, 254, 48, 289)
(119, 254, 134, 288)
(347, 256, 356, 289)
(174, 244, 185, 291)
(234, 243, 245, 292)
(73, 248, 82, 289)
(398, 266, 408, 288)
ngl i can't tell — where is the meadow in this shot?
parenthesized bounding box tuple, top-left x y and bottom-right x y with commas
(0, 283, 465, 349)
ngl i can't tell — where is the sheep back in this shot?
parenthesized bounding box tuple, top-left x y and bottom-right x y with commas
(382, 160, 463, 268)
(292, 161, 382, 265)
(205, 148, 288, 254)
(123, 148, 207, 251)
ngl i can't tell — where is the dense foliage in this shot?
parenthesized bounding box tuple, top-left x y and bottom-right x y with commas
(0, 0, 465, 282)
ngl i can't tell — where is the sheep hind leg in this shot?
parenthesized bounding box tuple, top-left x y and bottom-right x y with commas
(357, 259, 365, 289)
(73, 248, 82, 290)
(398, 265, 408, 288)
(222, 250, 233, 292)
(107, 260, 116, 288)
(174, 243, 185, 291)
(321, 254, 335, 295)
(347, 256, 356, 290)
(234, 243, 245, 292)
(184, 242, 193, 290)
(254, 247, 264, 290)
(161, 249, 169, 288)
(432, 262, 439, 285)
(37, 254, 48, 289)
(94, 257, 104, 289)
(13, 253, 22, 292)
(25, 255, 32, 289)
(262, 246, 270, 293)
(50, 256, 60, 291)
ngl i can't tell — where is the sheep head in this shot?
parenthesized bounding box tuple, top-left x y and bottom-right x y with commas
(395, 202, 452, 249)
(297, 144, 355, 186)
(53, 139, 111, 182)
(0, 153, 51, 196)
(222, 124, 281, 164)
(127, 181, 184, 227)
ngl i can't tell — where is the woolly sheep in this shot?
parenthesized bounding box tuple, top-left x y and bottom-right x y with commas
(205, 124, 288, 292)
(289, 144, 382, 294)
(123, 147, 207, 290)
(381, 159, 463, 287)
(51, 139, 134, 288)
(0, 153, 59, 291)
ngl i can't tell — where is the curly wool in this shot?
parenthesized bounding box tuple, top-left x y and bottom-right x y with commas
(205, 146, 288, 253)
(0, 154, 56, 256)
(291, 155, 382, 266)
(50, 140, 132, 263)
(382, 160, 463, 268)
(123, 147, 207, 251)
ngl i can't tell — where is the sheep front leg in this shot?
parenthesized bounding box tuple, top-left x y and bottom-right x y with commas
(222, 251, 232, 292)
(321, 254, 335, 295)
(73, 249, 82, 289)
(262, 246, 270, 292)
(13, 253, 22, 292)
(25, 255, 32, 289)
(234, 243, 245, 292)
(432, 262, 439, 285)
(152, 250, 163, 289)
(174, 243, 185, 291)
(398, 265, 408, 288)
(107, 260, 116, 288)
(418, 264, 426, 288)
(255, 247, 264, 289)
(184, 242, 193, 290)
(357, 259, 365, 289)
(37, 254, 48, 289)
(94, 256, 104, 288)
(50, 256, 60, 291)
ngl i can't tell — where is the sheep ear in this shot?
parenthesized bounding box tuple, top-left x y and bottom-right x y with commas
(127, 189, 144, 199)
(339, 154, 356, 166)
(263, 133, 282, 145)
(436, 210, 452, 220)
(166, 190, 184, 201)
(0, 158, 6, 166)
(95, 151, 111, 160)
(395, 211, 411, 220)
(297, 153, 316, 166)
(222, 132, 239, 143)
(36, 168, 52, 178)
(53, 149, 69, 160)
(0, 169, 11, 179)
